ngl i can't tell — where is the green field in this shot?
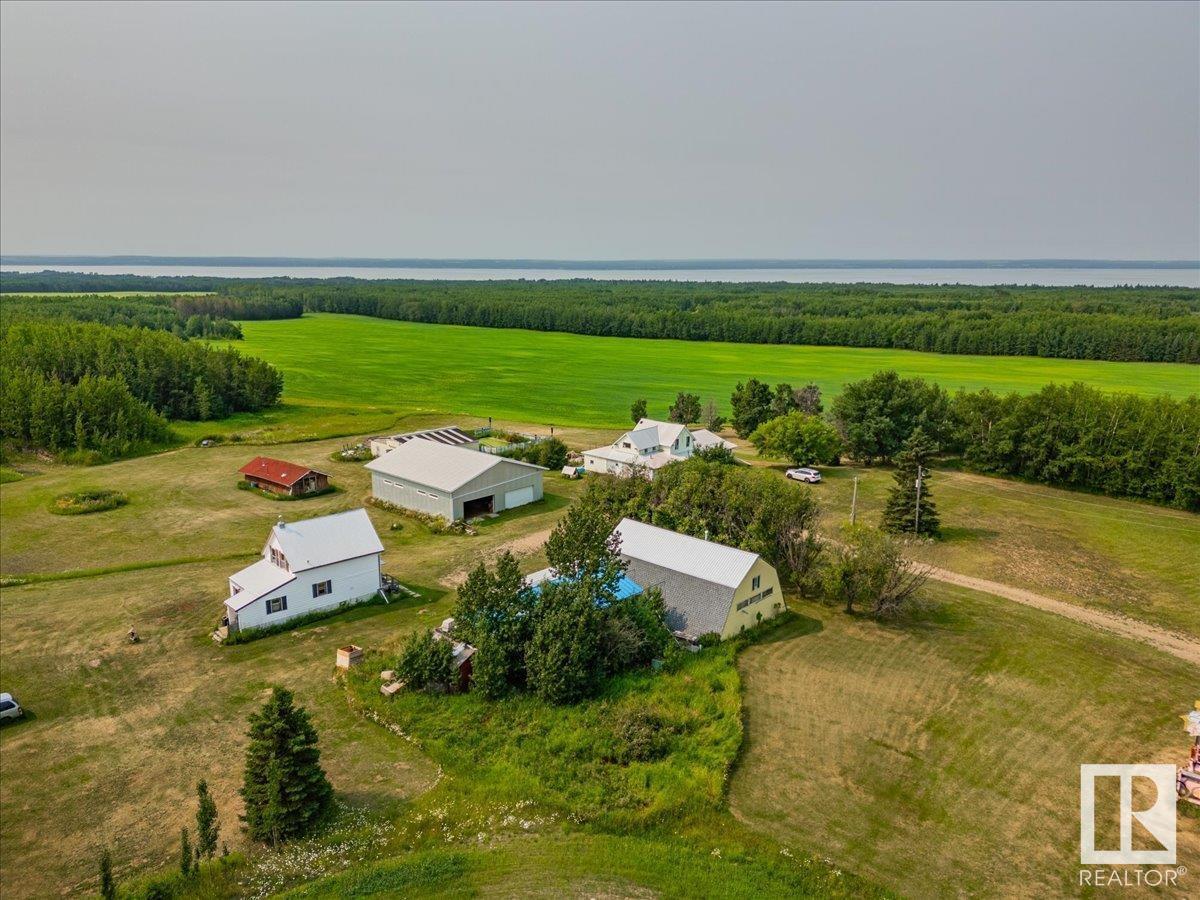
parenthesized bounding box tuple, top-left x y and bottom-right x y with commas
(222, 314, 1198, 429)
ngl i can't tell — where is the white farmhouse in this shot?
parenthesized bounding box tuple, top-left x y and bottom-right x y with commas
(582, 418, 733, 478)
(223, 508, 384, 635)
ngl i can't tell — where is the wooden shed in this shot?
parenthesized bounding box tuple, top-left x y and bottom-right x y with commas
(239, 456, 330, 497)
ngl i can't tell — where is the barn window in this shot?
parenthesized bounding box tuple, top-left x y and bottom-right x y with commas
(312, 580, 332, 598)
(266, 596, 288, 614)
(751, 575, 761, 591)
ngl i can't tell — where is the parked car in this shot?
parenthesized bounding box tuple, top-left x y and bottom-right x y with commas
(0, 692, 23, 720)
(786, 467, 822, 484)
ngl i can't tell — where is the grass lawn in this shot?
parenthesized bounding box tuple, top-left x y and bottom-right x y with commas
(747, 459, 1200, 639)
(730, 587, 1200, 897)
(2, 420, 1197, 897)
(218, 314, 1198, 431)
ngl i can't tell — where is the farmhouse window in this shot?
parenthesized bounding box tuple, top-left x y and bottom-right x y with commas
(266, 596, 288, 614)
(270, 547, 289, 570)
(751, 575, 761, 591)
(312, 580, 332, 598)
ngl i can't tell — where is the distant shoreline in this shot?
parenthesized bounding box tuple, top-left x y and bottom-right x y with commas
(2, 255, 1197, 270)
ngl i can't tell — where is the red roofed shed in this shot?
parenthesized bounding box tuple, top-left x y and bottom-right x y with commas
(238, 457, 330, 497)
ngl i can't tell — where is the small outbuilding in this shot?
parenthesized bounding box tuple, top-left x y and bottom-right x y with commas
(239, 456, 330, 497)
(611, 518, 783, 640)
(365, 440, 545, 521)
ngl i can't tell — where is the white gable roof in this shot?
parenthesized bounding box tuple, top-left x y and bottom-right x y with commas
(270, 508, 383, 572)
(638, 419, 687, 445)
(227, 558, 296, 610)
(365, 440, 543, 492)
(612, 517, 759, 589)
(691, 428, 736, 451)
(621, 419, 689, 450)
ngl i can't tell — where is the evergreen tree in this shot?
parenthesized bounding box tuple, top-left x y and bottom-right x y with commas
(630, 398, 647, 423)
(195, 779, 219, 860)
(99, 848, 116, 900)
(882, 428, 941, 536)
(240, 688, 333, 845)
(179, 827, 193, 877)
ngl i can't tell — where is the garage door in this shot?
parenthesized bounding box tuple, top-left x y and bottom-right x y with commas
(504, 486, 535, 509)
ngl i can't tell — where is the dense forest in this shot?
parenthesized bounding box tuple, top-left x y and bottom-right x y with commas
(0, 320, 283, 457)
(0, 293, 302, 338)
(3, 272, 1197, 362)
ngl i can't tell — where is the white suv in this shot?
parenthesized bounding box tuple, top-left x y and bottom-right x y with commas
(0, 693, 23, 720)
(786, 467, 822, 484)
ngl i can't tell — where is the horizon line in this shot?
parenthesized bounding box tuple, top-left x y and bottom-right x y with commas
(2, 255, 1198, 270)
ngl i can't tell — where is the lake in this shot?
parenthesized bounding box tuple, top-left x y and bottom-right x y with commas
(2, 263, 1197, 287)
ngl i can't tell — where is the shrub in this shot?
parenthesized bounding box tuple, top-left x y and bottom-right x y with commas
(608, 708, 673, 764)
(48, 489, 128, 516)
(696, 632, 722, 648)
(820, 526, 929, 619)
(395, 631, 455, 692)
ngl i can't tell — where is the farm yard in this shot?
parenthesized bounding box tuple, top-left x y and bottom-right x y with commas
(214, 314, 1199, 432)
(1, 411, 1197, 897)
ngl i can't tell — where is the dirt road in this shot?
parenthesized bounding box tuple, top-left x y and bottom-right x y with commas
(924, 564, 1200, 666)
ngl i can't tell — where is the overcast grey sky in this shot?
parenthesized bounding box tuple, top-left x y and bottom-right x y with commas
(1, 0, 1197, 259)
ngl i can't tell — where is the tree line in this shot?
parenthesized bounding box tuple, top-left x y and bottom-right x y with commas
(5, 272, 1196, 362)
(826, 371, 1198, 510)
(659, 369, 1195, 511)
(0, 319, 283, 456)
(0, 293, 303, 338)
(251, 280, 1199, 363)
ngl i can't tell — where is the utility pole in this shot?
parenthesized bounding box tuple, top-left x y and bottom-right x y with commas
(914, 466, 926, 535)
(850, 476, 859, 526)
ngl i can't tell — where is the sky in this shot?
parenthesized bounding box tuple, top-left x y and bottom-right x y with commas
(1, 0, 1197, 260)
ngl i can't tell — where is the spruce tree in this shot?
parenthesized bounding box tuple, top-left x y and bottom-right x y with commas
(196, 779, 219, 860)
(630, 398, 647, 423)
(99, 848, 116, 900)
(179, 827, 192, 877)
(882, 427, 941, 536)
(240, 688, 333, 845)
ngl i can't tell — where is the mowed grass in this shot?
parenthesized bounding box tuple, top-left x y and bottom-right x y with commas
(222, 314, 1199, 429)
(730, 589, 1200, 897)
(0, 435, 591, 898)
(746, 459, 1200, 638)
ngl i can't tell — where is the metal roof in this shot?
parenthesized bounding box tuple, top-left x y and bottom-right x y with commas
(365, 440, 544, 492)
(270, 508, 384, 572)
(691, 429, 737, 451)
(227, 558, 296, 610)
(238, 456, 326, 487)
(392, 426, 477, 447)
(635, 419, 688, 446)
(612, 517, 759, 589)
